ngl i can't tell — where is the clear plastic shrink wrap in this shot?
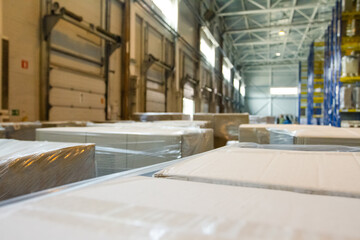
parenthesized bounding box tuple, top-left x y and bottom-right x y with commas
(0, 139, 95, 201)
(194, 113, 249, 147)
(155, 144, 360, 198)
(341, 55, 359, 76)
(0, 122, 42, 140)
(238, 124, 334, 144)
(268, 126, 360, 145)
(0, 127, 5, 138)
(340, 85, 353, 109)
(235, 142, 360, 152)
(249, 115, 276, 124)
(87, 120, 212, 129)
(132, 112, 191, 121)
(353, 86, 360, 109)
(41, 121, 88, 128)
(1, 176, 360, 239)
(36, 126, 213, 176)
(342, 120, 360, 128)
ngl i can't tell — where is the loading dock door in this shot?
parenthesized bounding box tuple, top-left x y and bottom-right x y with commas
(145, 25, 165, 112)
(48, 16, 106, 121)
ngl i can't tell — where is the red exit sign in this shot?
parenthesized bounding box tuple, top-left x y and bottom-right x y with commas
(21, 60, 28, 69)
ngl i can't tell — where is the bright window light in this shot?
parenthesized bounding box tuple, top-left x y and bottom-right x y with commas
(240, 84, 245, 96)
(278, 30, 286, 36)
(152, 0, 178, 28)
(234, 79, 240, 90)
(222, 63, 231, 82)
(275, 52, 281, 56)
(200, 38, 215, 67)
(183, 98, 194, 115)
(270, 87, 298, 95)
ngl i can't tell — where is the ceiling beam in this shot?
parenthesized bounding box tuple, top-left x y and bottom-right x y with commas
(296, 3, 321, 56)
(226, 20, 330, 34)
(216, 0, 234, 13)
(235, 39, 312, 46)
(281, 0, 298, 59)
(248, 0, 266, 10)
(239, 58, 307, 65)
(218, 4, 328, 17)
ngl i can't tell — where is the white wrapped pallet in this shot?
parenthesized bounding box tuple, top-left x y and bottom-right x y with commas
(155, 145, 360, 198)
(41, 121, 88, 128)
(0, 139, 95, 201)
(87, 120, 212, 129)
(0, 122, 42, 140)
(239, 124, 333, 144)
(132, 112, 191, 121)
(353, 86, 360, 109)
(269, 127, 360, 145)
(36, 126, 213, 176)
(340, 85, 353, 109)
(0, 176, 360, 239)
(153, 120, 212, 129)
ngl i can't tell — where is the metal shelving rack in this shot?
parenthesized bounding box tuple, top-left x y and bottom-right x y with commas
(307, 41, 324, 125)
(299, 61, 308, 124)
(323, 0, 360, 126)
(323, 0, 341, 127)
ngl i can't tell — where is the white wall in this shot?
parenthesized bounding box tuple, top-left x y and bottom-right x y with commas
(3, 0, 40, 121)
(244, 65, 299, 117)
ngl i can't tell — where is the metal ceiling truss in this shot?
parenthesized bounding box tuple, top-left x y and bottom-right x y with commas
(214, 0, 335, 66)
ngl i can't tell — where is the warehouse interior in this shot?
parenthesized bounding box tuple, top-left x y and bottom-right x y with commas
(1, 0, 360, 239)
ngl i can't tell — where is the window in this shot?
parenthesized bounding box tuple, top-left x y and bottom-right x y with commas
(183, 98, 195, 115)
(200, 27, 217, 67)
(234, 79, 240, 90)
(200, 38, 215, 67)
(152, 0, 178, 28)
(222, 57, 233, 82)
(234, 73, 241, 90)
(270, 87, 298, 95)
(222, 64, 231, 82)
(240, 84, 245, 96)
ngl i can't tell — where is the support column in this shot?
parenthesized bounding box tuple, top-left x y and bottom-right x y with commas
(121, 0, 130, 119)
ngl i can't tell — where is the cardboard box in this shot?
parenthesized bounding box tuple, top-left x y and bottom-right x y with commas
(239, 124, 333, 144)
(155, 146, 360, 198)
(0, 139, 95, 201)
(270, 127, 360, 145)
(194, 113, 249, 147)
(0, 122, 42, 140)
(0, 127, 4, 138)
(1, 176, 360, 239)
(249, 115, 276, 124)
(132, 112, 191, 121)
(36, 126, 213, 176)
(153, 120, 212, 129)
(41, 121, 88, 128)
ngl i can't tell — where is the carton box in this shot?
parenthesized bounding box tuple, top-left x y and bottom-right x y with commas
(155, 146, 360, 198)
(194, 113, 249, 147)
(37, 126, 213, 176)
(0, 139, 95, 201)
(0, 176, 360, 239)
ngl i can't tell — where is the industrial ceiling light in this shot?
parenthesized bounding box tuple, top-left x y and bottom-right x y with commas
(278, 30, 286, 36)
(275, 52, 281, 56)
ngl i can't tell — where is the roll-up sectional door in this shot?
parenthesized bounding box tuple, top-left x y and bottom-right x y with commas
(48, 12, 106, 121)
(145, 25, 165, 112)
